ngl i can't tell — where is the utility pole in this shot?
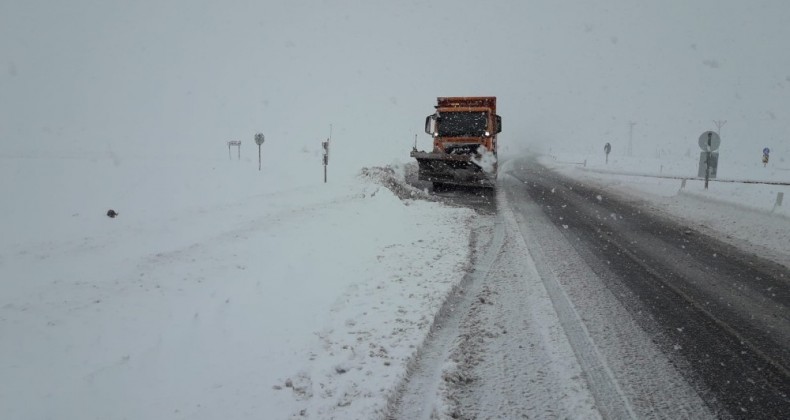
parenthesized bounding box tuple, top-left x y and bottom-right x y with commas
(713, 119, 727, 136)
(628, 121, 637, 157)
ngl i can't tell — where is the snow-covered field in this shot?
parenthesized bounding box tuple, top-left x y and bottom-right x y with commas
(2, 149, 788, 419)
(0, 153, 476, 419)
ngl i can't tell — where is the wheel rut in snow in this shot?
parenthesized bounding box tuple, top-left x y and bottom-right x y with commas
(387, 186, 612, 419)
(506, 190, 636, 418)
(504, 173, 714, 419)
(385, 208, 504, 419)
(441, 189, 606, 419)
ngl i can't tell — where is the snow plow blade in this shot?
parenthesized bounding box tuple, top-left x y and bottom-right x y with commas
(411, 151, 495, 188)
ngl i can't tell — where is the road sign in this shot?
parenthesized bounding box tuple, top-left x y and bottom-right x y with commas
(698, 131, 721, 152)
(254, 133, 265, 170)
(698, 152, 719, 178)
(227, 140, 241, 160)
(763, 147, 770, 155)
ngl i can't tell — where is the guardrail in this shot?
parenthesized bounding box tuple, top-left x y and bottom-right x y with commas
(576, 167, 787, 213)
(579, 167, 790, 186)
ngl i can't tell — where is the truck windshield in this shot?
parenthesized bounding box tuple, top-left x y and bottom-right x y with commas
(437, 111, 488, 137)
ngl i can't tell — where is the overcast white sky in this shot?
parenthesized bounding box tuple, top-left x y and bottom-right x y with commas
(2, 1, 789, 165)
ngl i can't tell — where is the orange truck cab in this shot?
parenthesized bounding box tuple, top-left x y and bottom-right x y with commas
(411, 96, 502, 188)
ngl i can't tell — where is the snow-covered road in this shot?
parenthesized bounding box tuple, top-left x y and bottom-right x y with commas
(507, 157, 790, 418)
(389, 161, 718, 419)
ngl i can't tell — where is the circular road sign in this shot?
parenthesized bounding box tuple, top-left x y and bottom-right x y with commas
(255, 133, 265, 146)
(763, 147, 770, 155)
(698, 131, 721, 152)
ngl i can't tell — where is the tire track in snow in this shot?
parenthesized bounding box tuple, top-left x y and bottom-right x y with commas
(501, 177, 638, 419)
(390, 185, 606, 419)
(385, 210, 504, 419)
(505, 163, 717, 419)
(444, 193, 602, 419)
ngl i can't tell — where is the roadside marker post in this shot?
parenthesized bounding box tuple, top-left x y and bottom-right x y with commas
(322, 124, 332, 183)
(322, 139, 329, 183)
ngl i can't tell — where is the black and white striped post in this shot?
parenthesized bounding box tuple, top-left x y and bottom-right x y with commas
(322, 139, 330, 183)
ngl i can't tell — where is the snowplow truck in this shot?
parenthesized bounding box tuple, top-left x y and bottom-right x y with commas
(411, 96, 502, 188)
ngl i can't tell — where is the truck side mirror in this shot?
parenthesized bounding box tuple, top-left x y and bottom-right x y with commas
(495, 115, 502, 133)
(425, 115, 436, 135)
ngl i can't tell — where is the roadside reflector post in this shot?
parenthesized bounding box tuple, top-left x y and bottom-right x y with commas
(322, 139, 330, 183)
(322, 124, 332, 183)
(774, 192, 784, 212)
(680, 178, 687, 191)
